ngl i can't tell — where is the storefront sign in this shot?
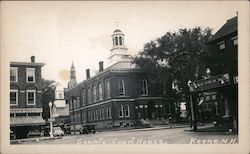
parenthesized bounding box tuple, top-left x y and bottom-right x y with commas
(188, 73, 230, 92)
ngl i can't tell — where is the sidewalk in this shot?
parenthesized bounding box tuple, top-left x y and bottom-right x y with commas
(10, 136, 62, 144)
(100, 123, 190, 133)
(184, 123, 238, 134)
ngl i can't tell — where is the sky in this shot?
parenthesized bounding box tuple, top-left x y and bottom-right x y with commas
(1, 1, 243, 88)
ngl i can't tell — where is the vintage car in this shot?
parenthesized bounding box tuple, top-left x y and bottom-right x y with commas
(53, 127, 64, 137)
(80, 124, 96, 134)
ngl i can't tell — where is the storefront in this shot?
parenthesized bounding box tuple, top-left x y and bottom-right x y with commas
(188, 73, 238, 131)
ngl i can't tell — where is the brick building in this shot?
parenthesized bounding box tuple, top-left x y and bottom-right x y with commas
(65, 29, 174, 134)
(190, 16, 238, 131)
(10, 56, 45, 139)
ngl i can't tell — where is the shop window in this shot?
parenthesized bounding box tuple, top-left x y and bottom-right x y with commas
(10, 67, 18, 82)
(16, 113, 26, 117)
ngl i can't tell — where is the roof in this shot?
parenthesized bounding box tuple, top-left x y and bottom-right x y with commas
(10, 62, 45, 67)
(66, 61, 138, 92)
(114, 29, 122, 33)
(10, 116, 45, 126)
(208, 16, 237, 43)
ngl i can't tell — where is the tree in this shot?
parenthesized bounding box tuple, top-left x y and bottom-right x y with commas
(40, 79, 56, 120)
(133, 27, 213, 122)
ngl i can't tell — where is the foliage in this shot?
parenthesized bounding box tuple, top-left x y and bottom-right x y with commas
(41, 79, 56, 120)
(133, 27, 213, 96)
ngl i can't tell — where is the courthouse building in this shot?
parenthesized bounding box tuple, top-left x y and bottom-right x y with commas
(65, 29, 173, 133)
(10, 56, 45, 139)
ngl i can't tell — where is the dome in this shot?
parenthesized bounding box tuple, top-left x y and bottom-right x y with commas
(113, 29, 122, 33)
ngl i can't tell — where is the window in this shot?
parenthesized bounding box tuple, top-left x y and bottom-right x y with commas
(93, 109, 96, 120)
(119, 36, 122, 46)
(109, 106, 112, 118)
(10, 90, 18, 105)
(118, 105, 123, 118)
(27, 90, 36, 105)
(82, 111, 85, 122)
(98, 83, 103, 100)
(106, 80, 111, 98)
(93, 86, 97, 102)
(58, 93, 63, 99)
(140, 80, 148, 96)
(76, 97, 80, 108)
(231, 36, 238, 45)
(26, 68, 35, 83)
(10, 67, 18, 82)
(106, 107, 109, 119)
(124, 105, 130, 117)
(115, 37, 118, 46)
(88, 88, 92, 103)
(102, 108, 105, 120)
(205, 95, 210, 101)
(217, 41, 225, 50)
(119, 80, 125, 96)
(81, 90, 85, 106)
(211, 95, 217, 100)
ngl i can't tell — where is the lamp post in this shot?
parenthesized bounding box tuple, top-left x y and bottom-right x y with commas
(49, 101, 53, 138)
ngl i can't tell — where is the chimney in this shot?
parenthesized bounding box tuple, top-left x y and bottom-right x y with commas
(99, 61, 104, 72)
(86, 69, 90, 79)
(31, 56, 35, 63)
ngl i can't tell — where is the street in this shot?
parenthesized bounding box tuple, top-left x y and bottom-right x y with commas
(24, 127, 238, 144)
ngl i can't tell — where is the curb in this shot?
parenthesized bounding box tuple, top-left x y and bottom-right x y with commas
(10, 136, 62, 144)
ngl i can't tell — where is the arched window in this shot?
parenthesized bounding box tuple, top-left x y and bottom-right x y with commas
(115, 37, 118, 46)
(99, 83, 103, 100)
(119, 36, 122, 46)
(93, 86, 97, 102)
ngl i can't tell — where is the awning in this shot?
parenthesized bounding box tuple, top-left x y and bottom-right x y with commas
(10, 116, 45, 127)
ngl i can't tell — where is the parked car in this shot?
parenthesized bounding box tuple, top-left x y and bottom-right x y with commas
(64, 124, 71, 134)
(53, 127, 64, 137)
(80, 124, 96, 134)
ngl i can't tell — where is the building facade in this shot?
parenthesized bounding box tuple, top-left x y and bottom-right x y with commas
(10, 56, 45, 139)
(65, 29, 173, 134)
(190, 16, 238, 131)
(52, 83, 70, 125)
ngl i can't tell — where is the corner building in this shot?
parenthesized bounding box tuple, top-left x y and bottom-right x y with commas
(10, 56, 45, 139)
(65, 29, 172, 134)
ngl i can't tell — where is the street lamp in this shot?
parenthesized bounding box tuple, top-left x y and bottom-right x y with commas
(49, 101, 53, 138)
